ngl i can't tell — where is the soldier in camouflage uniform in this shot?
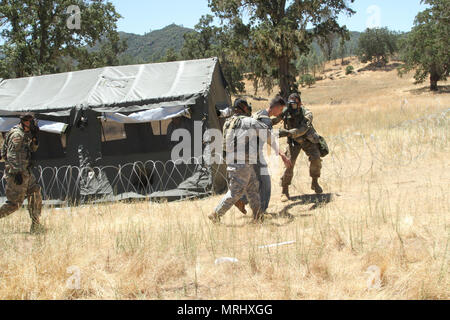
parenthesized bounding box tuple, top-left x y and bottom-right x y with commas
(209, 99, 268, 223)
(237, 96, 291, 213)
(0, 114, 44, 234)
(274, 93, 324, 201)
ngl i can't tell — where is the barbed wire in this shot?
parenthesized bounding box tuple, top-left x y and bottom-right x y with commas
(0, 108, 447, 205)
(0, 157, 227, 204)
(320, 107, 449, 179)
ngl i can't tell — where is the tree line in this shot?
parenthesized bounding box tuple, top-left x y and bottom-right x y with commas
(0, 0, 448, 93)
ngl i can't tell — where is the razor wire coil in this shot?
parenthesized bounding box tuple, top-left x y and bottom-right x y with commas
(0, 108, 447, 205)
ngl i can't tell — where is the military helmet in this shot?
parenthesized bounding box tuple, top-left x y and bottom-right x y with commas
(288, 92, 302, 103)
(233, 98, 251, 116)
(20, 113, 35, 121)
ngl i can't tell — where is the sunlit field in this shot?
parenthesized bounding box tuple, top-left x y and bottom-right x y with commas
(0, 58, 448, 300)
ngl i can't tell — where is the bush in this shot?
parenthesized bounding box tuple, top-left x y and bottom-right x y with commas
(397, 0, 449, 91)
(300, 74, 316, 87)
(346, 65, 354, 75)
(357, 27, 399, 65)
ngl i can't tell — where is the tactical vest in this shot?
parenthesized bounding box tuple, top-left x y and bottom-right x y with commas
(2, 126, 33, 171)
(222, 115, 246, 156)
(283, 108, 304, 131)
(281, 108, 302, 146)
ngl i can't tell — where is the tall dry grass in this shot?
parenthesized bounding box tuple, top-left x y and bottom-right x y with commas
(0, 60, 448, 300)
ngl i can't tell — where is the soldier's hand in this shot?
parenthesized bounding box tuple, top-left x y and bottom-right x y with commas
(289, 128, 308, 139)
(31, 119, 40, 136)
(14, 173, 23, 185)
(278, 129, 291, 138)
(271, 116, 283, 126)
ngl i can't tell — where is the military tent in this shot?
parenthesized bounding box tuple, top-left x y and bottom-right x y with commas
(0, 57, 230, 204)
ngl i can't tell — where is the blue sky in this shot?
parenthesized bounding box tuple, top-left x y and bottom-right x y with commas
(110, 0, 429, 35)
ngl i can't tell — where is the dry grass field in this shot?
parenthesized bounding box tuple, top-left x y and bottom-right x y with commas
(0, 58, 448, 300)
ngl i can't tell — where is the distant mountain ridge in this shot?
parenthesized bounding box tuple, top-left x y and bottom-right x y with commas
(118, 24, 193, 64)
(116, 24, 362, 65)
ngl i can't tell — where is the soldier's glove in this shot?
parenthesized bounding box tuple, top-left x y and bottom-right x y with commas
(289, 127, 308, 139)
(278, 129, 291, 138)
(14, 173, 23, 185)
(30, 120, 40, 138)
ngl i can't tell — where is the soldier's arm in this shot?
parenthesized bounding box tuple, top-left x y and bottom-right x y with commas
(7, 132, 27, 173)
(251, 118, 273, 148)
(302, 106, 314, 124)
(278, 128, 291, 138)
(271, 115, 283, 126)
(253, 119, 291, 166)
(288, 125, 309, 139)
(267, 128, 292, 168)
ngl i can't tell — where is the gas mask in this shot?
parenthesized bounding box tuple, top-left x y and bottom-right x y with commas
(288, 100, 299, 110)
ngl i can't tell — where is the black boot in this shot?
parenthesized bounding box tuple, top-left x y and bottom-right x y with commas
(311, 178, 323, 194)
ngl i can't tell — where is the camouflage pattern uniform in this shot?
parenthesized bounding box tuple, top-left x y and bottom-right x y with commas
(212, 114, 266, 222)
(274, 105, 323, 196)
(0, 124, 42, 231)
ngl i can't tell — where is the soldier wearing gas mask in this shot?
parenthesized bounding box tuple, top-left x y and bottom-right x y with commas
(0, 114, 44, 234)
(275, 93, 327, 201)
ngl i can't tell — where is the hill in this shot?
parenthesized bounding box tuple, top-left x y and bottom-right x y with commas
(110, 24, 362, 64)
(117, 24, 193, 64)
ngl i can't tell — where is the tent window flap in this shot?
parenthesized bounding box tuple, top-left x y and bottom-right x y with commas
(101, 106, 190, 124)
(0, 118, 68, 134)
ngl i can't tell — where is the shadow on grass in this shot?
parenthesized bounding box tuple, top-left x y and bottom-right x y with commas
(222, 212, 296, 228)
(406, 85, 450, 95)
(220, 193, 336, 228)
(280, 193, 335, 216)
(265, 213, 296, 227)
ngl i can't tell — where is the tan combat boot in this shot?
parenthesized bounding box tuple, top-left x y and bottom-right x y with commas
(234, 200, 247, 215)
(281, 187, 290, 202)
(311, 178, 323, 194)
(208, 212, 221, 224)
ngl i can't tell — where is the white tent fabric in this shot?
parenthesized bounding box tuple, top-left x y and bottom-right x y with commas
(0, 58, 218, 114)
(102, 105, 191, 124)
(0, 118, 68, 134)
